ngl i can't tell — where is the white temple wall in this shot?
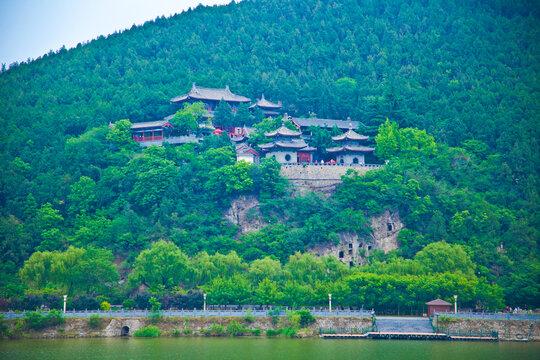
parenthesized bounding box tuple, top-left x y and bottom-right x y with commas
(336, 153, 365, 165)
(266, 150, 298, 164)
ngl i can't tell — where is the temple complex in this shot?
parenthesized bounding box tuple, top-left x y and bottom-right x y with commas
(258, 124, 315, 163)
(326, 125, 374, 165)
(126, 85, 378, 165)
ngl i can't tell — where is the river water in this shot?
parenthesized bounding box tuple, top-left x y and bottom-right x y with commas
(1, 337, 539, 359)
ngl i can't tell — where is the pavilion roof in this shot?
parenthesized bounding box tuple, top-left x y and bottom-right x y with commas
(326, 145, 375, 153)
(171, 83, 251, 103)
(332, 128, 369, 141)
(249, 94, 282, 109)
(265, 125, 302, 137)
(426, 299, 453, 306)
(291, 117, 361, 130)
(236, 143, 259, 156)
(259, 139, 313, 151)
(131, 119, 171, 130)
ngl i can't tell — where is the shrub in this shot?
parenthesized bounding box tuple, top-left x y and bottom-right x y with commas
(25, 311, 45, 330)
(281, 327, 298, 337)
(100, 301, 111, 311)
(265, 329, 281, 337)
(296, 309, 315, 328)
(122, 299, 136, 309)
(0, 315, 8, 337)
(268, 308, 281, 325)
(133, 325, 161, 337)
(149, 297, 162, 323)
(286, 311, 301, 328)
(203, 323, 224, 336)
(438, 315, 456, 323)
(226, 320, 245, 336)
(243, 308, 254, 323)
(88, 314, 101, 328)
(45, 309, 65, 327)
(24, 310, 64, 330)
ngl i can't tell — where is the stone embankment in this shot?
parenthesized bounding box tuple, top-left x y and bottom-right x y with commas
(280, 164, 381, 192)
(4, 316, 372, 339)
(437, 318, 539, 341)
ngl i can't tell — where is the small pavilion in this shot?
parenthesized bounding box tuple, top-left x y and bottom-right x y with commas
(426, 299, 453, 317)
(249, 94, 282, 118)
(326, 125, 374, 165)
(259, 124, 315, 163)
(131, 119, 174, 143)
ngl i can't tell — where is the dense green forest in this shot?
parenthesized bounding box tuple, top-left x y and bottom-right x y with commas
(0, 0, 538, 311)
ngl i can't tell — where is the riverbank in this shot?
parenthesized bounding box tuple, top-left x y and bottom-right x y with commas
(2, 316, 372, 339)
(3, 315, 538, 342)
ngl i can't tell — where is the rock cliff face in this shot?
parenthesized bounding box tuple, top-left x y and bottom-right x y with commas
(223, 194, 403, 266)
(310, 210, 403, 266)
(223, 195, 265, 235)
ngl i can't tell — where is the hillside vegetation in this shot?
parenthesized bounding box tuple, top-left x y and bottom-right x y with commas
(0, 0, 538, 310)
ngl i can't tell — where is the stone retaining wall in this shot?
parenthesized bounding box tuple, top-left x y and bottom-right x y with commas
(5, 316, 372, 339)
(437, 318, 539, 341)
(280, 165, 380, 192)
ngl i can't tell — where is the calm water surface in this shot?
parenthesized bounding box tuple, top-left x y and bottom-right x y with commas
(1, 337, 539, 360)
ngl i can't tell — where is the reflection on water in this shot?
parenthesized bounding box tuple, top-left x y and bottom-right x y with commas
(1, 337, 539, 360)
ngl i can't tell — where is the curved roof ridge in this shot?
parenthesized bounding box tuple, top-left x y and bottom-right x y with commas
(332, 128, 369, 141)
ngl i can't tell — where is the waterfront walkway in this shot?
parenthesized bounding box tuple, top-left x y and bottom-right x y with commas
(0, 308, 374, 320)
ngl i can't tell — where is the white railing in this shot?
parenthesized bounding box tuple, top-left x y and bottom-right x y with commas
(434, 311, 540, 321)
(282, 163, 383, 168)
(0, 308, 375, 320)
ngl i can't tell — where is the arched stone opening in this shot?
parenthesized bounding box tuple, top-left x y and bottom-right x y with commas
(121, 326, 130, 336)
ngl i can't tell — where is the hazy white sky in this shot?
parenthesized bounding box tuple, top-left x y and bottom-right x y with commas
(0, 0, 231, 66)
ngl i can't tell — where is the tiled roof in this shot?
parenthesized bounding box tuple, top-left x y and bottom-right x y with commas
(131, 119, 171, 130)
(332, 128, 369, 141)
(426, 299, 453, 306)
(249, 94, 282, 109)
(171, 83, 251, 103)
(291, 117, 360, 130)
(236, 143, 259, 156)
(265, 125, 302, 137)
(259, 139, 312, 150)
(326, 145, 375, 153)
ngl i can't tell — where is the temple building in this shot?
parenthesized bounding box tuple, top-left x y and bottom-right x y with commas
(170, 83, 251, 115)
(131, 119, 174, 143)
(249, 94, 282, 118)
(290, 116, 360, 133)
(235, 143, 260, 163)
(259, 124, 315, 163)
(326, 125, 374, 165)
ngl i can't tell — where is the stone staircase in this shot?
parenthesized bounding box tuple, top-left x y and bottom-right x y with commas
(376, 317, 433, 333)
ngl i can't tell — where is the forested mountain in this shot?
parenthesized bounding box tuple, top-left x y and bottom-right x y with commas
(0, 0, 538, 311)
